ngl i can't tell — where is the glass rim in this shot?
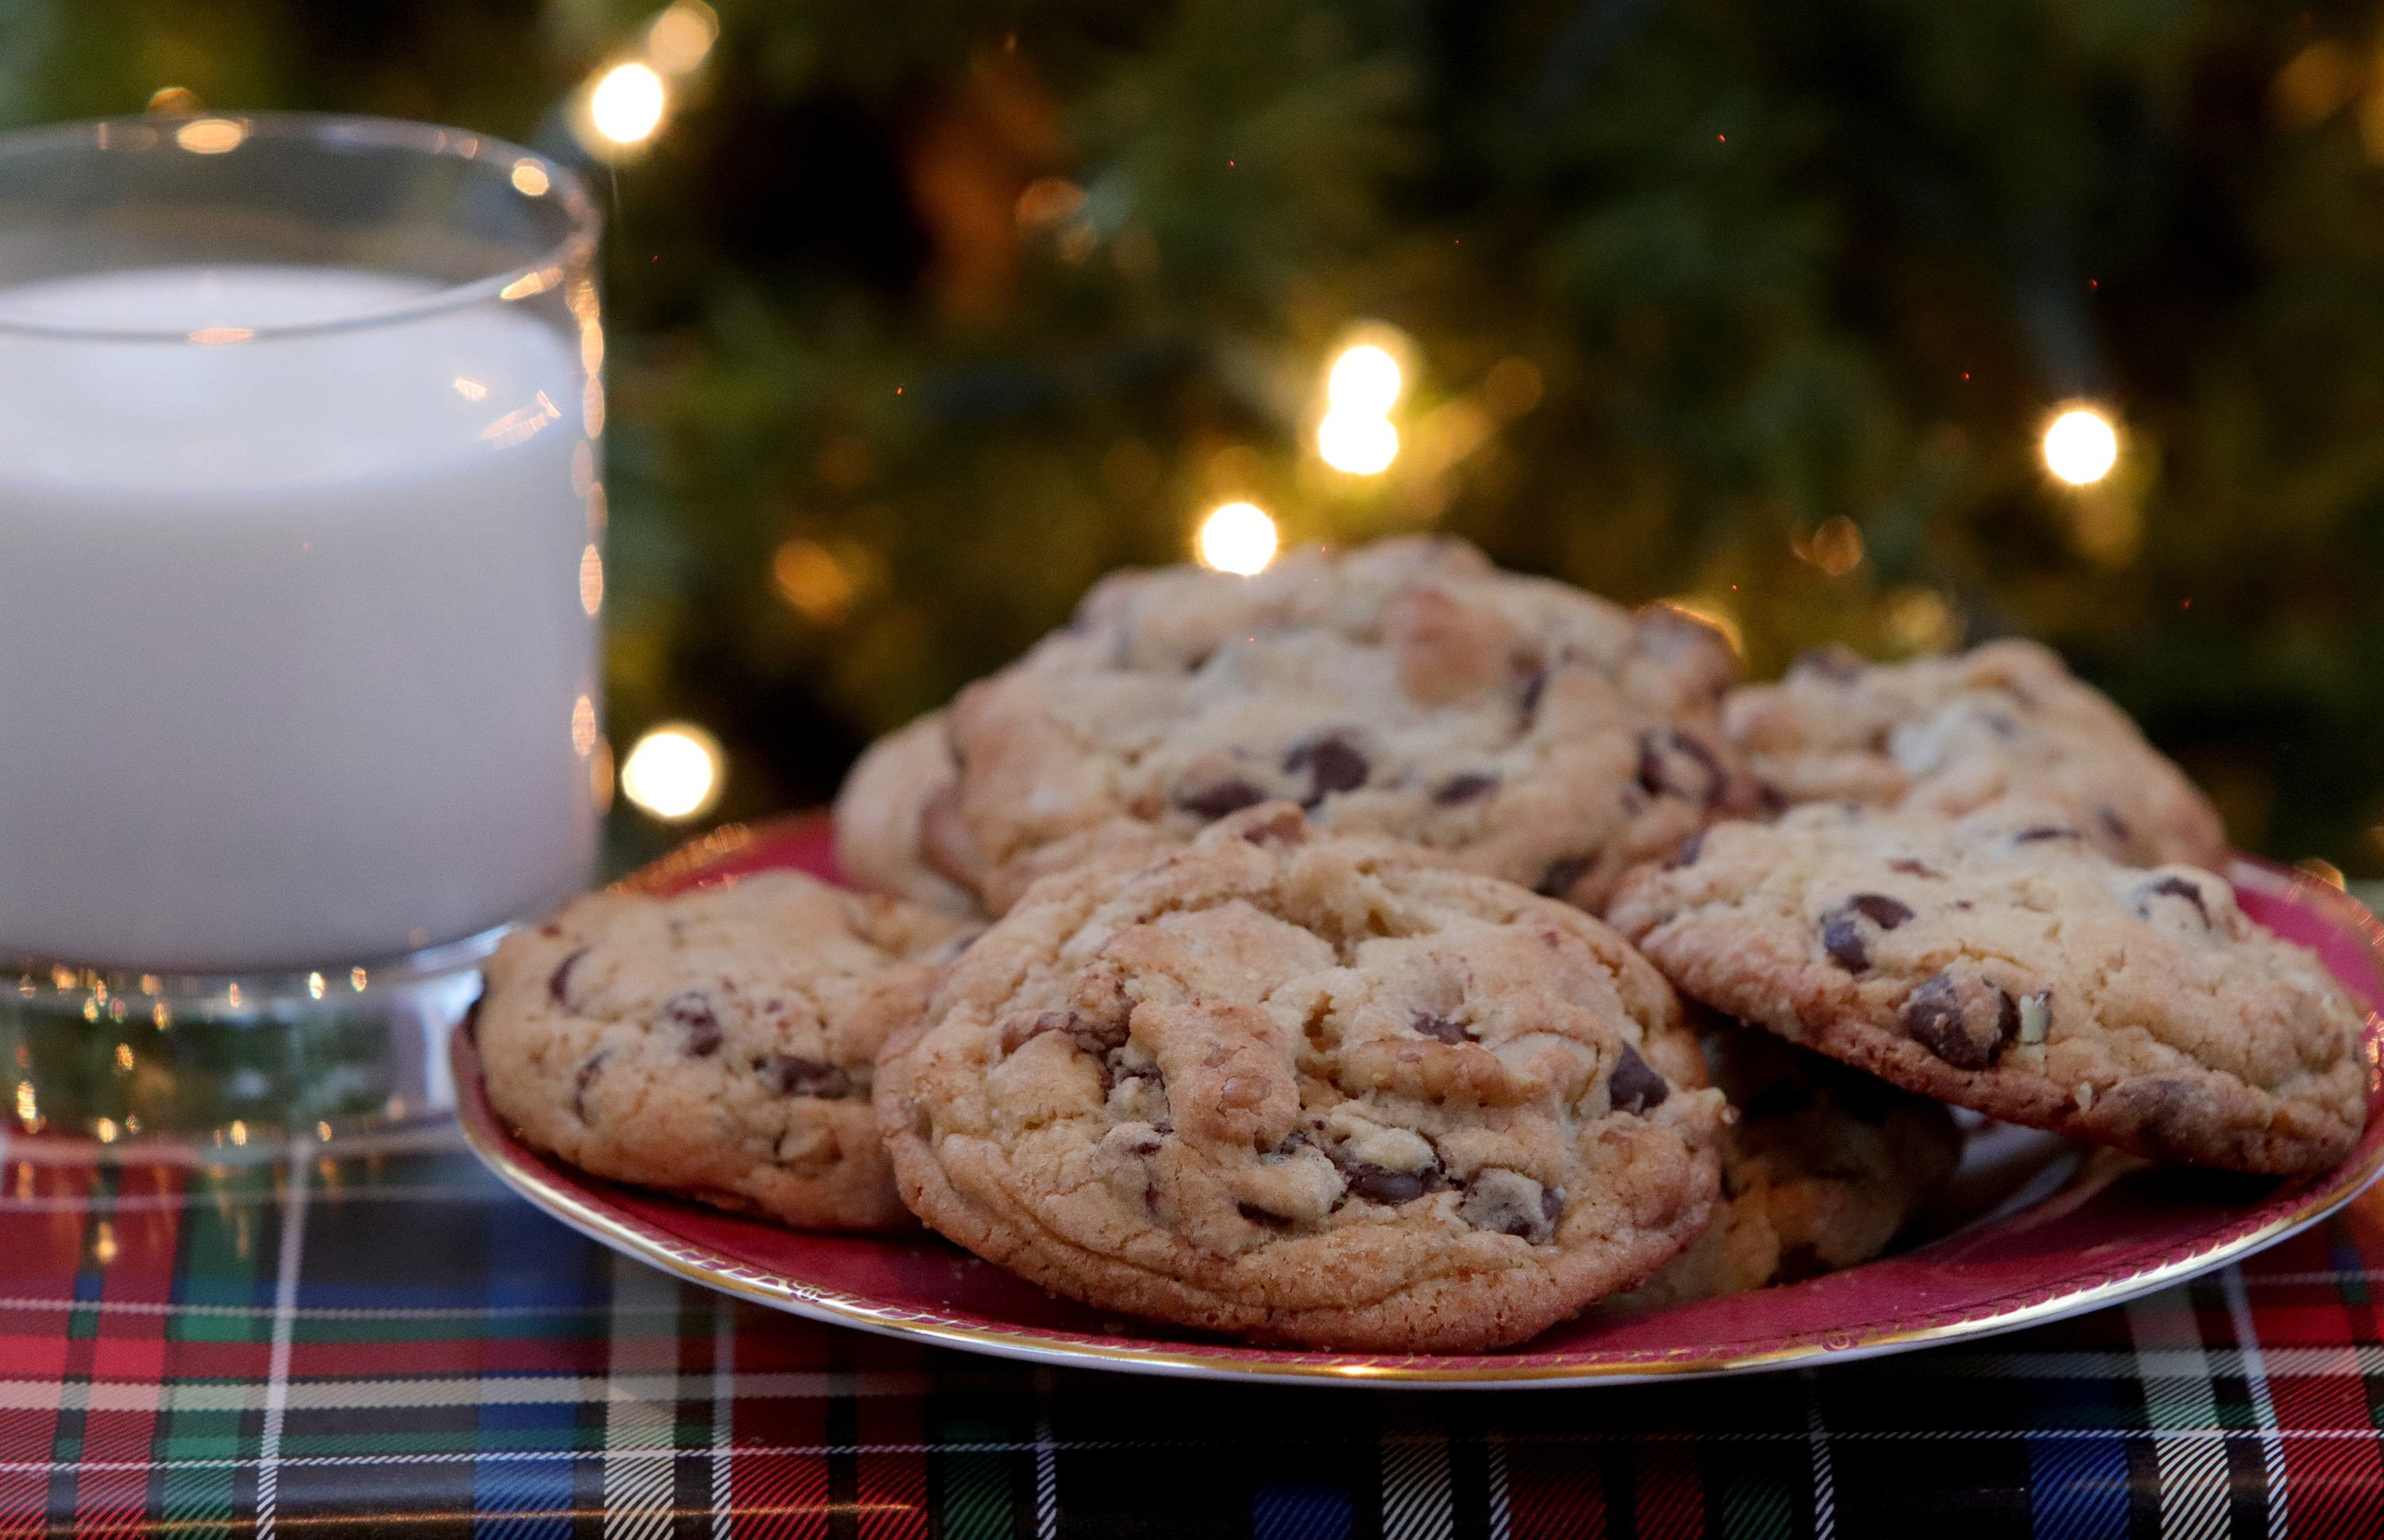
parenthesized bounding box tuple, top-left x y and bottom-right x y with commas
(0, 110, 600, 344)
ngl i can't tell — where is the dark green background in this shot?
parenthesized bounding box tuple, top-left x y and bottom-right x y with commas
(14, 0, 2384, 870)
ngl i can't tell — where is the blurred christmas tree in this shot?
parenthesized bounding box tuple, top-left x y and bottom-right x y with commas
(11, 0, 2384, 871)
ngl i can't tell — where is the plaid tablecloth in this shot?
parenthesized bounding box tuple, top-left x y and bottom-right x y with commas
(7, 1126, 2384, 1539)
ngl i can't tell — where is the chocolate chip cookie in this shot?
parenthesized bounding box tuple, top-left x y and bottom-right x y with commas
(832, 710, 987, 916)
(1608, 803, 2370, 1174)
(479, 872, 973, 1230)
(942, 536, 1753, 915)
(875, 803, 1729, 1351)
(1725, 640, 2226, 869)
(1611, 1016, 1962, 1310)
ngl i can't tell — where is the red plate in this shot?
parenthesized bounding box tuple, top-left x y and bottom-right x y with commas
(452, 818, 2384, 1387)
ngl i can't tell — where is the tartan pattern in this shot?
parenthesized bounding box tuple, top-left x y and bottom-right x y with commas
(6, 1133, 2384, 1538)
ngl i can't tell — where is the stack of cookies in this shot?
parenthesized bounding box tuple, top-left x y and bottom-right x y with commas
(478, 536, 2372, 1352)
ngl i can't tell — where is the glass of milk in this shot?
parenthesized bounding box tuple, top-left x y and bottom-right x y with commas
(0, 113, 603, 1147)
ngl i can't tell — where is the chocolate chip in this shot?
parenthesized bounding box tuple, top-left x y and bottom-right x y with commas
(1458, 1169, 1555, 1243)
(1899, 972, 2014, 1070)
(1411, 1012, 1472, 1043)
(1666, 830, 1706, 869)
(1635, 728, 1724, 807)
(548, 947, 589, 1009)
(2137, 874, 2210, 926)
(1608, 1043, 1670, 1113)
(1284, 733, 1369, 806)
(1791, 645, 1865, 683)
(1819, 894, 1914, 971)
(1347, 1166, 1435, 1205)
(1848, 893, 1915, 926)
(2104, 1078, 2214, 1163)
(2011, 826, 2082, 844)
(1176, 777, 1265, 819)
(1433, 772, 1498, 806)
(658, 990, 722, 1056)
(1536, 854, 1592, 897)
(1887, 859, 1942, 879)
(1516, 666, 1550, 729)
(1329, 1147, 1445, 1206)
(1237, 1201, 1298, 1231)
(765, 1055, 857, 1098)
(1541, 1189, 1564, 1225)
(571, 1051, 607, 1121)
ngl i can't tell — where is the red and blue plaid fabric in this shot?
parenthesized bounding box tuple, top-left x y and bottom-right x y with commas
(7, 1128, 2384, 1538)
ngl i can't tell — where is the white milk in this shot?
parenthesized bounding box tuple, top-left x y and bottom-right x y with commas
(0, 265, 600, 969)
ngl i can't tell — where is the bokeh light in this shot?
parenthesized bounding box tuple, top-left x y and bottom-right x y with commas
(590, 63, 668, 145)
(1318, 411, 1400, 475)
(2043, 406, 2119, 486)
(510, 158, 551, 197)
(772, 538, 857, 622)
(1326, 343, 1403, 417)
(1197, 501, 1279, 575)
(621, 723, 724, 821)
(646, 1, 719, 74)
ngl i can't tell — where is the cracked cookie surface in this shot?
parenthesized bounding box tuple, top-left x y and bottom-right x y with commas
(1725, 640, 2226, 869)
(1610, 1017, 1961, 1310)
(833, 710, 987, 917)
(942, 536, 1752, 915)
(480, 872, 973, 1230)
(874, 803, 1728, 1351)
(1608, 803, 2370, 1174)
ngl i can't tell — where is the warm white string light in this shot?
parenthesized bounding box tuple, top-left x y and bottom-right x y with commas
(573, 2, 720, 159)
(1196, 501, 1279, 575)
(1316, 411, 1399, 475)
(620, 723, 723, 820)
(1317, 334, 1408, 476)
(589, 63, 668, 147)
(1326, 345, 1403, 417)
(2043, 405, 2119, 486)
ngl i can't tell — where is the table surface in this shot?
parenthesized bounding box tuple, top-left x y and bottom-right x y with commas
(6, 1126, 2384, 1538)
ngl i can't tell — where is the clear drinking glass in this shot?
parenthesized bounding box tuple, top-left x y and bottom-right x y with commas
(0, 112, 604, 1149)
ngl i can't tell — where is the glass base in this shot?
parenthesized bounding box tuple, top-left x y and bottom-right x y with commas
(4, 928, 497, 1155)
